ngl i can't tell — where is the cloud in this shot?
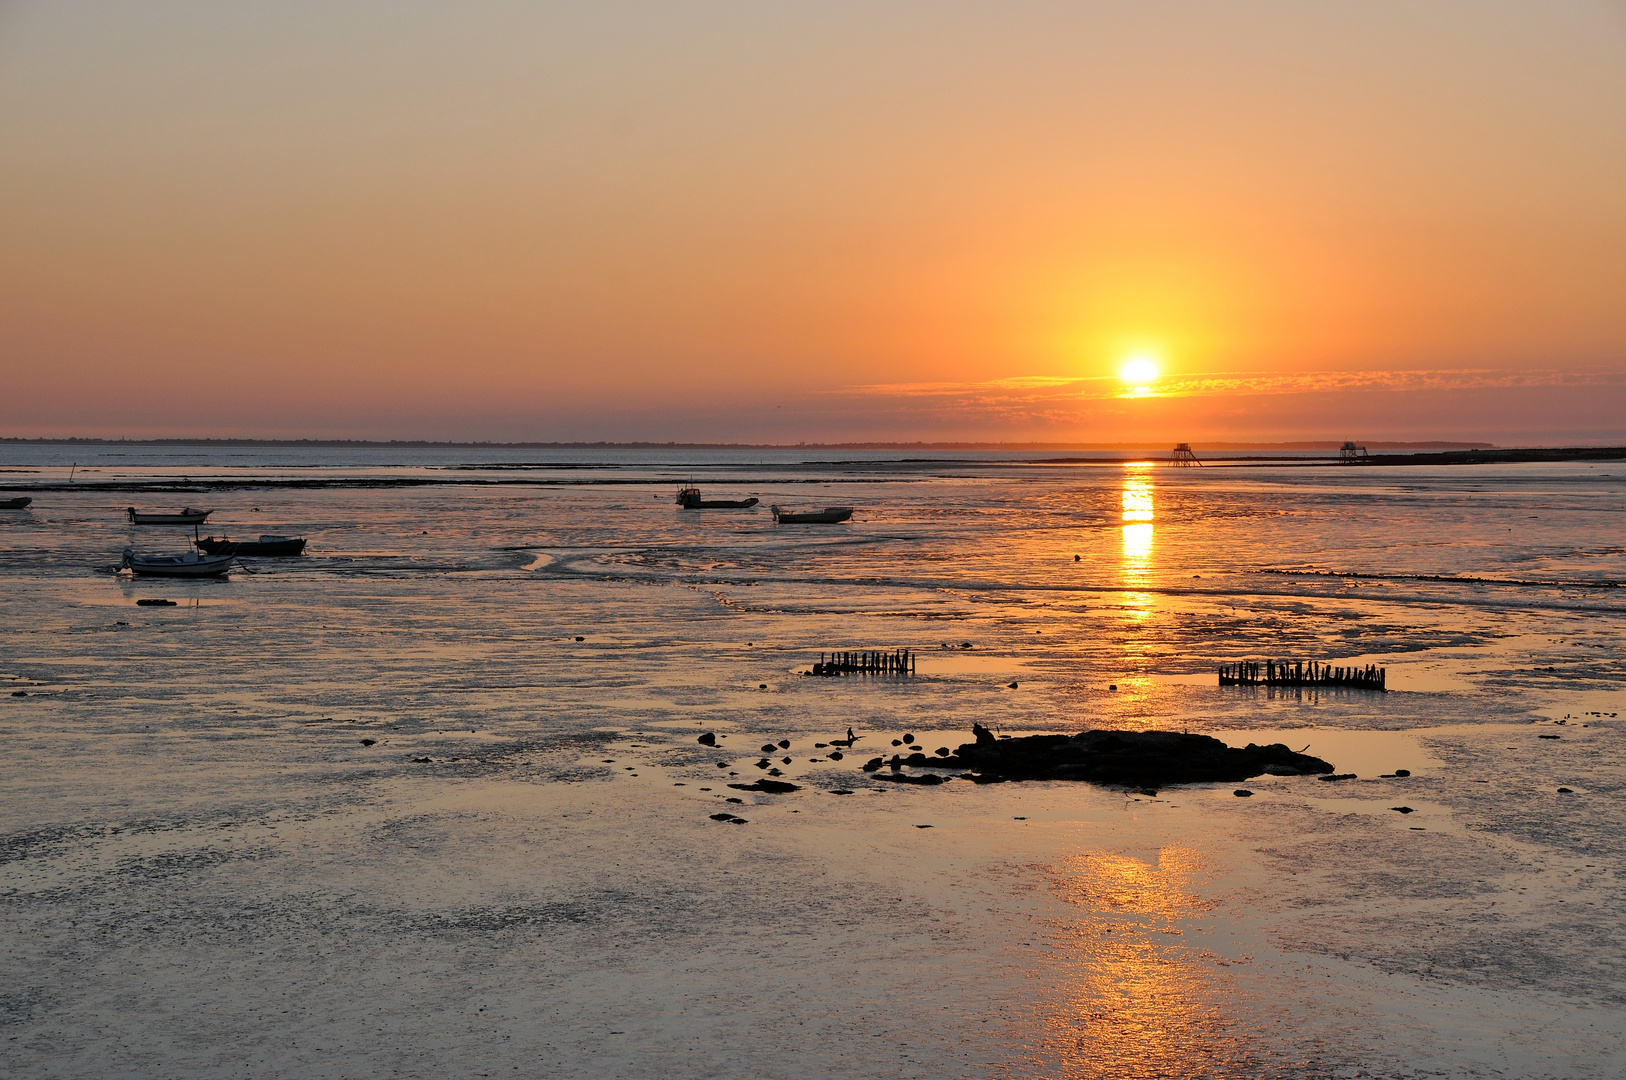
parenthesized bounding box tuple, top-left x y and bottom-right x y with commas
(849, 367, 1626, 403)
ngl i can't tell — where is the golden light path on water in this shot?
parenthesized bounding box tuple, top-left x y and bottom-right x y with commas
(1120, 466, 1155, 619)
(1043, 848, 1236, 1078)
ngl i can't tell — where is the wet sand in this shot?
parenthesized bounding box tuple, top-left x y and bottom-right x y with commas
(3, 450, 1625, 1077)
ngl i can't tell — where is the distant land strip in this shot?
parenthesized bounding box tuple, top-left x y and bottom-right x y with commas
(1, 436, 1495, 451)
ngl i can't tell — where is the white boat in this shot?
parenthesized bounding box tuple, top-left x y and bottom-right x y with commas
(770, 505, 854, 524)
(120, 548, 233, 577)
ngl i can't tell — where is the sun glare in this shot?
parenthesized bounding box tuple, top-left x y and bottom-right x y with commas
(1119, 354, 1160, 388)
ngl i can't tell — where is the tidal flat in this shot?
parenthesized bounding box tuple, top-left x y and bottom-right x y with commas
(2, 446, 1624, 1078)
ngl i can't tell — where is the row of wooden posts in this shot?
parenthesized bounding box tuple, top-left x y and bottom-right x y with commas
(1218, 659, 1386, 690)
(812, 650, 916, 677)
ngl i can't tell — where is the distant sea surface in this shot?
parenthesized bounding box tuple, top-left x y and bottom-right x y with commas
(3, 443, 1624, 1078)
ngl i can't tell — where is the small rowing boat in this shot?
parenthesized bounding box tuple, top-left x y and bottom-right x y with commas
(120, 548, 233, 577)
(0, 497, 31, 510)
(770, 505, 853, 524)
(676, 487, 759, 509)
(127, 507, 212, 525)
(196, 535, 306, 557)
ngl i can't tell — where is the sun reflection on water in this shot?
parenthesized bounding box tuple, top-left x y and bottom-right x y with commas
(1042, 848, 1265, 1077)
(1121, 471, 1155, 613)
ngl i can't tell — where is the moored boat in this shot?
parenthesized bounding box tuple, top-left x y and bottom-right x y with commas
(197, 534, 306, 557)
(127, 507, 212, 525)
(0, 497, 31, 510)
(120, 548, 233, 577)
(770, 505, 854, 524)
(676, 486, 759, 509)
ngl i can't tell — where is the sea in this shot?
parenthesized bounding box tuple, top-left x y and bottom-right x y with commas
(2, 442, 1624, 1078)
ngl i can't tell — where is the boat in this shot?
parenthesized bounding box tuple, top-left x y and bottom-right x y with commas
(127, 507, 212, 525)
(676, 486, 759, 509)
(0, 497, 31, 510)
(770, 505, 853, 524)
(196, 534, 306, 557)
(120, 547, 233, 577)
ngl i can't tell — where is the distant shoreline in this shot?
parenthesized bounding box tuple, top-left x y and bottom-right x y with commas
(2, 436, 1496, 451)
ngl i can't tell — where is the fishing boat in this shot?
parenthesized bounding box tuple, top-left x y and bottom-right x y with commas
(196, 534, 306, 557)
(676, 486, 759, 509)
(120, 547, 233, 577)
(127, 507, 212, 525)
(0, 497, 31, 510)
(770, 505, 853, 524)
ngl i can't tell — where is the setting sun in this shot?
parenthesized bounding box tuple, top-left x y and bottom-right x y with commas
(1119, 353, 1160, 394)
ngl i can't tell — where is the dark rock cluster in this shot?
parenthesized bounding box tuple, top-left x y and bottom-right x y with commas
(866, 724, 1333, 789)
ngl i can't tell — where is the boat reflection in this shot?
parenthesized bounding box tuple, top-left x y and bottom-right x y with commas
(1044, 848, 1252, 1077)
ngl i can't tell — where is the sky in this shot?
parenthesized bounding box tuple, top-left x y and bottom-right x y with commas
(2, 1, 1624, 445)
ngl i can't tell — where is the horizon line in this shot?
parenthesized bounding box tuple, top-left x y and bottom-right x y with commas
(0, 437, 1498, 451)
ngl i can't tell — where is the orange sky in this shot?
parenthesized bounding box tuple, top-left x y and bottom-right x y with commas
(2, 2, 1624, 443)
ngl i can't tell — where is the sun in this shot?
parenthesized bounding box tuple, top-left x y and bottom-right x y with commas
(1119, 353, 1159, 387)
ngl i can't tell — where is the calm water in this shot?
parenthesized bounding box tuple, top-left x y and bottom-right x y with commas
(3, 445, 1624, 1078)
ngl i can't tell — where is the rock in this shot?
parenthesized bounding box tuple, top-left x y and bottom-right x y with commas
(1007, 682, 1018, 689)
(828, 751, 844, 761)
(1558, 787, 1574, 793)
(11, 691, 26, 697)
(697, 732, 717, 746)
(1013, 816, 1026, 820)
(136, 598, 176, 607)
(709, 813, 735, 822)
(935, 747, 950, 757)
(575, 636, 584, 641)
(725, 797, 743, 803)
(755, 758, 770, 769)
(761, 744, 777, 753)
(360, 738, 376, 746)
(716, 761, 729, 768)
(1074, 555, 1080, 561)
(815, 743, 828, 748)
(1394, 769, 1411, 777)
(903, 729, 1335, 788)
(759, 684, 767, 689)
(1538, 734, 1561, 739)
(830, 789, 854, 795)
(412, 756, 432, 763)
(781, 756, 791, 764)
(1233, 789, 1252, 797)
(902, 733, 914, 743)
(728, 779, 802, 794)
(861, 757, 883, 772)
(875, 773, 947, 785)
(916, 824, 933, 829)
(1109, 684, 1117, 691)
(1318, 773, 1357, 782)
(727, 816, 747, 824)
(778, 739, 790, 749)
(1390, 806, 1415, 814)
(767, 767, 784, 776)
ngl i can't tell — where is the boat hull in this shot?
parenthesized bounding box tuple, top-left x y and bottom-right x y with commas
(127, 508, 212, 525)
(0, 497, 31, 510)
(197, 535, 306, 557)
(770, 505, 853, 524)
(676, 487, 759, 509)
(124, 553, 234, 577)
